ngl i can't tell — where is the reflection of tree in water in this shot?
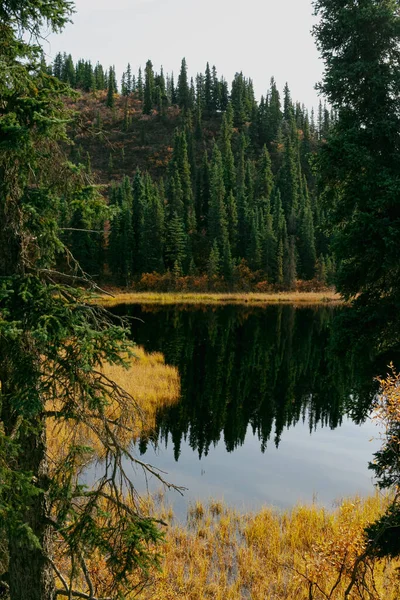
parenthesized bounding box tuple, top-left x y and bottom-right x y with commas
(112, 305, 388, 460)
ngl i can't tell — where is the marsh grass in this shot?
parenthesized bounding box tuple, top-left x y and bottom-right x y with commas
(97, 290, 343, 308)
(47, 346, 181, 462)
(137, 492, 400, 600)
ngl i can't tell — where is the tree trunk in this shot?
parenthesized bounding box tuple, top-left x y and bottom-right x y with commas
(0, 189, 55, 599)
(6, 412, 55, 600)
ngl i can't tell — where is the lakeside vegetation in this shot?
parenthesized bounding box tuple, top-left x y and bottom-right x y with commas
(1, 0, 400, 598)
(137, 493, 399, 600)
(50, 50, 335, 292)
(98, 289, 342, 307)
(48, 353, 400, 599)
(47, 346, 181, 463)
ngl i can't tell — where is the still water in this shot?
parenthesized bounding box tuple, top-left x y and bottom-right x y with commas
(109, 304, 382, 514)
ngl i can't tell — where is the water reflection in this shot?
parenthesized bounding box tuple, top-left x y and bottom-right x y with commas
(104, 303, 400, 510)
(111, 305, 379, 458)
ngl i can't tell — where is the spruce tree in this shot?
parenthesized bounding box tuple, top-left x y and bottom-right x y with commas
(256, 145, 274, 209)
(261, 198, 277, 281)
(219, 108, 236, 195)
(297, 178, 316, 280)
(142, 177, 165, 273)
(267, 77, 282, 145)
(204, 62, 213, 116)
(236, 133, 249, 258)
(137, 66, 144, 101)
(165, 212, 187, 272)
(132, 169, 146, 274)
(143, 59, 155, 114)
(0, 4, 167, 599)
(106, 66, 115, 107)
(177, 57, 190, 110)
(314, 0, 400, 307)
(208, 144, 229, 254)
(208, 239, 220, 278)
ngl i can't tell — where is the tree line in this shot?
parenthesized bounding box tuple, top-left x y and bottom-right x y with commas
(50, 53, 336, 289)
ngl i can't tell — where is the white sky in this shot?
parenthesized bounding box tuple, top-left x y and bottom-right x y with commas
(43, 0, 323, 111)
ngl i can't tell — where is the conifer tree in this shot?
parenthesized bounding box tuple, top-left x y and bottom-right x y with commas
(62, 53, 75, 85)
(106, 66, 115, 107)
(53, 51, 63, 79)
(297, 178, 316, 280)
(195, 150, 211, 226)
(137, 66, 144, 101)
(219, 108, 236, 195)
(267, 77, 282, 145)
(94, 61, 105, 89)
(0, 5, 168, 599)
(226, 190, 238, 254)
(143, 59, 155, 114)
(314, 0, 400, 308)
(285, 235, 297, 289)
(177, 57, 190, 110)
(261, 199, 277, 281)
(208, 144, 229, 253)
(171, 130, 196, 234)
(236, 133, 249, 258)
(204, 62, 213, 115)
(273, 190, 289, 285)
(256, 145, 274, 210)
(231, 72, 247, 127)
(247, 212, 262, 271)
(132, 169, 146, 273)
(278, 127, 300, 229)
(142, 176, 165, 272)
(208, 239, 220, 278)
(165, 212, 187, 272)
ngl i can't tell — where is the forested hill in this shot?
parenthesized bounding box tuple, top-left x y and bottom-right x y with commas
(49, 53, 336, 289)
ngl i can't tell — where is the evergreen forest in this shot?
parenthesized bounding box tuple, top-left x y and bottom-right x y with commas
(47, 53, 336, 289)
(1, 1, 400, 599)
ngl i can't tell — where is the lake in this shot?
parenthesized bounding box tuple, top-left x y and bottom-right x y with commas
(108, 303, 383, 516)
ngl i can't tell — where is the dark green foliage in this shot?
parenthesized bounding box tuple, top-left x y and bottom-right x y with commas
(106, 66, 115, 107)
(0, 4, 168, 599)
(126, 305, 371, 459)
(108, 176, 134, 285)
(313, 0, 400, 303)
(365, 503, 400, 559)
(177, 57, 190, 110)
(165, 212, 187, 272)
(313, 0, 400, 562)
(143, 59, 155, 115)
(49, 52, 328, 288)
(142, 178, 165, 273)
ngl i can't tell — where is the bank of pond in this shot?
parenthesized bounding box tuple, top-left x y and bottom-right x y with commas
(81, 302, 399, 598)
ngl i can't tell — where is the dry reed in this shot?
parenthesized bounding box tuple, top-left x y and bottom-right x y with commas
(97, 290, 343, 308)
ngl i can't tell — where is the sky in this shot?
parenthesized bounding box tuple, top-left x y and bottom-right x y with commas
(43, 0, 324, 111)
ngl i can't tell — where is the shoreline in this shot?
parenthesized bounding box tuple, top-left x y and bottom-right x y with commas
(96, 290, 343, 307)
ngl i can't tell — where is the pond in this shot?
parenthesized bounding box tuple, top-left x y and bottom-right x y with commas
(107, 304, 383, 516)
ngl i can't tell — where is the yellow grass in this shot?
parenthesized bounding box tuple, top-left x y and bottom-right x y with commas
(47, 346, 180, 462)
(97, 290, 343, 308)
(134, 492, 400, 600)
(101, 345, 180, 434)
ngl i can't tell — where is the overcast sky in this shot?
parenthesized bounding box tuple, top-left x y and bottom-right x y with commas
(43, 0, 323, 110)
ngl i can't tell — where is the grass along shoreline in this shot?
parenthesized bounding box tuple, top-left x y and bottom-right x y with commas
(131, 492, 399, 600)
(97, 290, 343, 307)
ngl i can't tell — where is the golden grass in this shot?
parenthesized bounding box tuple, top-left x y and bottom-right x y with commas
(101, 345, 180, 434)
(97, 290, 343, 308)
(47, 346, 180, 462)
(136, 492, 400, 600)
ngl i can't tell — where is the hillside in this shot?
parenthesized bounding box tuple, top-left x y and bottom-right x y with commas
(51, 55, 335, 290)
